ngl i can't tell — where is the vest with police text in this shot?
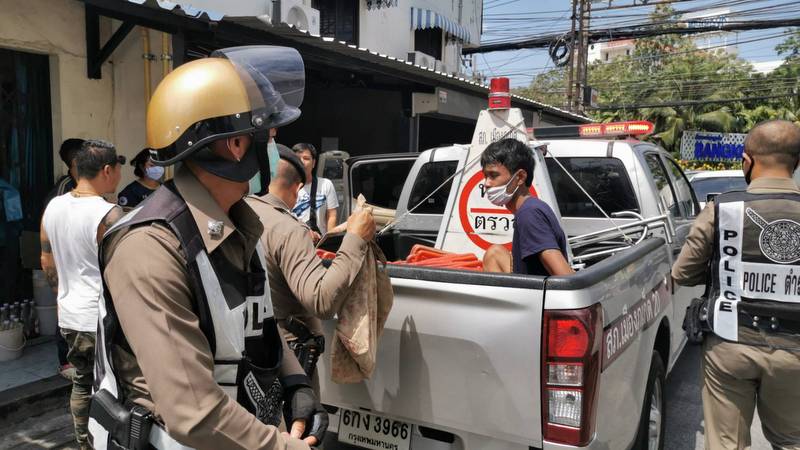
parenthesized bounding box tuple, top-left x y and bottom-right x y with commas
(90, 182, 286, 450)
(709, 190, 800, 347)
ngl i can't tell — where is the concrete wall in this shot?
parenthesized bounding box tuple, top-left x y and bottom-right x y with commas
(359, 0, 481, 74)
(0, 0, 170, 193)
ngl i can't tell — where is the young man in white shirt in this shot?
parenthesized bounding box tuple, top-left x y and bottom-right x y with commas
(40, 140, 124, 450)
(291, 143, 339, 238)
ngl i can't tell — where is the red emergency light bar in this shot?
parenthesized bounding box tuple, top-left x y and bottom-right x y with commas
(530, 121, 655, 140)
(488, 77, 511, 110)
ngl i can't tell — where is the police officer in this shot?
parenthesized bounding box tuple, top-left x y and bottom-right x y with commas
(89, 47, 326, 449)
(246, 147, 374, 387)
(673, 120, 800, 449)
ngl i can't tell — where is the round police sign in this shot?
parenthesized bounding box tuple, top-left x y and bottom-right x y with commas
(457, 171, 537, 251)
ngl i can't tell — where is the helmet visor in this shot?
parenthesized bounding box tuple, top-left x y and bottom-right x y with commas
(211, 45, 305, 129)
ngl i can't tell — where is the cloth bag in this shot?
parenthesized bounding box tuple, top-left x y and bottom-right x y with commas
(330, 242, 393, 383)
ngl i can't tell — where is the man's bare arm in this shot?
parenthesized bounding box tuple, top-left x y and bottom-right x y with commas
(97, 206, 125, 244)
(40, 222, 58, 293)
(539, 249, 575, 276)
(326, 208, 338, 234)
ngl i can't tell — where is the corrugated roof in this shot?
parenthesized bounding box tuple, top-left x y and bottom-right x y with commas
(121, 0, 588, 123)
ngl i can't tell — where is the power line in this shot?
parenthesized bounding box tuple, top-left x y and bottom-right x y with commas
(469, 17, 800, 53)
(588, 92, 797, 110)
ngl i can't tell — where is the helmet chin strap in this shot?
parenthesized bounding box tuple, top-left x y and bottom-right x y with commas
(189, 141, 260, 183)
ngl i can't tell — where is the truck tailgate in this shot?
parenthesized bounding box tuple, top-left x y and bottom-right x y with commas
(318, 268, 545, 448)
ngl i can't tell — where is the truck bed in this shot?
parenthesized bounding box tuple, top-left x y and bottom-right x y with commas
(317, 237, 675, 450)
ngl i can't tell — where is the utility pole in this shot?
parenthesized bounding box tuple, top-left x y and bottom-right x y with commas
(572, 0, 590, 112)
(565, 0, 578, 110)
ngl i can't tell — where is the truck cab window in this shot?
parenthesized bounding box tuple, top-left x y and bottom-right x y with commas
(645, 154, 681, 219)
(407, 161, 458, 215)
(350, 159, 415, 210)
(664, 157, 698, 217)
(545, 157, 639, 217)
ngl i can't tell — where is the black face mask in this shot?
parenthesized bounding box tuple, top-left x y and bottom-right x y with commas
(743, 155, 754, 185)
(189, 140, 260, 183)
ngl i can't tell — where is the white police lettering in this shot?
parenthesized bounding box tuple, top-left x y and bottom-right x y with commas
(713, 202, 744, 340)
(736, 262, 800, 303)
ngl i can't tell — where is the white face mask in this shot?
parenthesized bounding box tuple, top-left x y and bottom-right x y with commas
(145, 165, 165, 181)
(485, 172, 520, 207)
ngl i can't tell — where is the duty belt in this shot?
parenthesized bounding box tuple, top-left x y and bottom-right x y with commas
(738, 311, 800, 335)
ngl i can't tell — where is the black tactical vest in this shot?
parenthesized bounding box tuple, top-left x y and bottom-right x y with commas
(708, 190, 800, 349)
(91, 182, 288, 449)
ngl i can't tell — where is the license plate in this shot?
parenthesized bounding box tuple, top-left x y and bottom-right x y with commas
(338, 409, 412, 450)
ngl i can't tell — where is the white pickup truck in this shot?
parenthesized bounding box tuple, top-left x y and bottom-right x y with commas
(316, 115, 703, 450)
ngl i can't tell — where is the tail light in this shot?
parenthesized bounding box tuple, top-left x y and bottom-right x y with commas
(542, 304, 603, 446)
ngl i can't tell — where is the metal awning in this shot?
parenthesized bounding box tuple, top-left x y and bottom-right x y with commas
(410, 7, 471, 43)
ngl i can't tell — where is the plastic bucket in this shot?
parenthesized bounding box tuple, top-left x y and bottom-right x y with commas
(0, 326, 24, 361)
(32, 270, 57, 307)
(36, 304, 58, 336)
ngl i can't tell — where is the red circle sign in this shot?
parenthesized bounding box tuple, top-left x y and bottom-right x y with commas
(457, 171, 537, 251)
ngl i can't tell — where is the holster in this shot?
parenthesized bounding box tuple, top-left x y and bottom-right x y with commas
(284, 317, 325, 377)
(89, 389, 153, 450)
(683, 297, 710, 345)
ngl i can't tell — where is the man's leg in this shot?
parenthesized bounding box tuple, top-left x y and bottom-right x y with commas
(482, 244, 512, 273)
(702, 335, 759, 450)
(56, 326, 75, 379)
(755, 345, 800, 449)
(62, 329, 96, 450)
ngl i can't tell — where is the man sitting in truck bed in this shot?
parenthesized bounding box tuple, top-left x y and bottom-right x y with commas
(481, 139, 574, 276)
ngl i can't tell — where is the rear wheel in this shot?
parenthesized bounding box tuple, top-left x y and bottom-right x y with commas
(634, 351, 666, 450)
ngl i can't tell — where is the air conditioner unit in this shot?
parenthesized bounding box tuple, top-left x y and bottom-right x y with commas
(407, 51, 437, 70)
(281, 0, 320, 35)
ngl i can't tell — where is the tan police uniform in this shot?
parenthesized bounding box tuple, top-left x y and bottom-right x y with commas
(246, 193, 368, 338)
(673, 177, 800, 450)
(102, 166, 308, 450)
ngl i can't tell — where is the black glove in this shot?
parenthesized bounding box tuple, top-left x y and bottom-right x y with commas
(305, 402, 329, 445)
(683, 297, 709, 345)
(284, 386, 316, 425)
(283, 387, 329, 445)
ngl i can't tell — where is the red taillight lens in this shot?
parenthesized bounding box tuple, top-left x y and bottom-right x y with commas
(542, 305, 603, 447)
(547, 318, 590, 358)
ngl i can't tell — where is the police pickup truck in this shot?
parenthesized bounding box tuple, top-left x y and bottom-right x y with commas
(316, 104, 703, 450)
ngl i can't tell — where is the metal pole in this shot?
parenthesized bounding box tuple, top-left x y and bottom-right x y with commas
(565, 0, 577, 111)
(578, 0, 591, 113)
(141, 27, 152, 106)
(572, 0, 586, 111)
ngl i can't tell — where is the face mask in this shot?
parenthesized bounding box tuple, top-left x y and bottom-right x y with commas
(248, 172, 262, 196)
(486, 172, 520, 207)
(190, 142, 260, 183)
(145, 165, 165, 181)
(267, 140, 279, 180)
(742, 155, 753, 184)
(248, 139, 280, 196)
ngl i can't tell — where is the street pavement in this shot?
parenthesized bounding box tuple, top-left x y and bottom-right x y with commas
(0, 344, 773, 450)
